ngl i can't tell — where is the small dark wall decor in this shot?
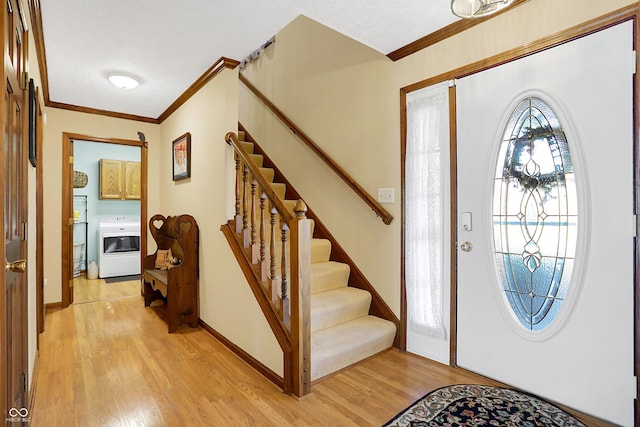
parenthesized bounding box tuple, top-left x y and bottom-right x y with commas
(172, 132, 191, 181)
(28, 78, 37, 167)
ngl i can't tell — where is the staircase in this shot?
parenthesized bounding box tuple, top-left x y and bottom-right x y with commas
(232, 130, 396, 384)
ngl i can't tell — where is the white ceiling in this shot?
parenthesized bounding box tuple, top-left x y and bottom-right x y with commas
(39, 0, 460, 119)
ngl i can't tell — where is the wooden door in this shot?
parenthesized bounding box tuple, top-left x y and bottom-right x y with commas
(3, 0, 28, 421)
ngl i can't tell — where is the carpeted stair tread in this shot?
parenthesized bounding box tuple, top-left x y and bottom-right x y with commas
(311, 287, 371, 332)
(259, 167, 275, 182)
(270, 182, 287, 199)
(311, 315, 396, 381)
(249, 153, 264, 167)
(237, 131, 246, 141)
(311, 238, 331, 263)
(239, 140, 254, 154)
(310, 261, 350, 294)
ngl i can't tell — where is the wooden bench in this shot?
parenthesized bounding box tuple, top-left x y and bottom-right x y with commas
(143, 214, 199, 332)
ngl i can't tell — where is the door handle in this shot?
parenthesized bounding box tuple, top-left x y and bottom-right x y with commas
(5, 259, 26, 273)
(460, 242, 473, 252)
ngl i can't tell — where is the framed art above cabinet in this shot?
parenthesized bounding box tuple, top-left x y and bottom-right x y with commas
(100, 159, 141, 200)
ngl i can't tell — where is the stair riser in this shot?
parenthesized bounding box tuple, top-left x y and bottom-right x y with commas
(257, 238, 331, 273)
(310, 262, 350, 294)
(311, 289, 372, 332)
(311, 316, 396, 381)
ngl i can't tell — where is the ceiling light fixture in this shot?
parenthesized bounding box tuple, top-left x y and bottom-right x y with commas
(107, 73, 140, 90)
(451, 0, 515, 18)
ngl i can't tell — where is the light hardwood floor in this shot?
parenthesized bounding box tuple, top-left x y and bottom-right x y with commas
(73, 274, 141, 304)
(31, 294, 611, 426)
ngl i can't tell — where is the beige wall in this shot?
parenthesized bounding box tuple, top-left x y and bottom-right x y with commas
(41, 109, 161, 304)
(158, 68, 282, 375)
(240, 0, 635, 319)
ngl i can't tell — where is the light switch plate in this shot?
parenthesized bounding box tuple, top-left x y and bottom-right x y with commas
(377, 188, 395, 204)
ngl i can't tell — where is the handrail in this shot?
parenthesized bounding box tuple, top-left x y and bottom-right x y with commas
(239, 73, 394, 225)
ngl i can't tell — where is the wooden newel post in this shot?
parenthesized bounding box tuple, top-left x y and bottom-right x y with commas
(290, 199, 311, 397)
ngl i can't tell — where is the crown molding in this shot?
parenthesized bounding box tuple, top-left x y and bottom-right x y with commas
(48, 101, 159, 123)
(156, 57, 239, 123)
(387, 0, 531, 61)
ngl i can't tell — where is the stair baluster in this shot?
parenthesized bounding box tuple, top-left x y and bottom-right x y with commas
(250, 179, 259, 263)
(234, 155, 242, 233)
(280, 223, 290, 326)
(269, 206, 279, 304)
(259, 192, 268, 282)
(242, 163, 250, 247)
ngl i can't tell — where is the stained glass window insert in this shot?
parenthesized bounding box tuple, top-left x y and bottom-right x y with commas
(493, 97, 577, 331)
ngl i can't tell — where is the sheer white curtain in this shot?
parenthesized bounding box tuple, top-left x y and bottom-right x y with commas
(405, 82, 449, 340)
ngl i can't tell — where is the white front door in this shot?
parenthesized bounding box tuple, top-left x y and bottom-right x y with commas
(456, 21, 635, 426)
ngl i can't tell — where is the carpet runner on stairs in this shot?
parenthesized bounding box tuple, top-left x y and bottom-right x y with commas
(237, 130, 396, 381)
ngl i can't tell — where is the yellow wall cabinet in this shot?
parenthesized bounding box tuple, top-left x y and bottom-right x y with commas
(124, 161, 141, 200)
(100, 159, 141, 200)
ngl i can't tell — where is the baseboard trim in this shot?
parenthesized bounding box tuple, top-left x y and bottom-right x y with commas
(197, 318, 285, 391)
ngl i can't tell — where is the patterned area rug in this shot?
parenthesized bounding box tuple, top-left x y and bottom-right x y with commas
(383, 384, 586, 427)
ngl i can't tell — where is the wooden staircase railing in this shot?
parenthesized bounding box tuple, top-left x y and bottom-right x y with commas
(239, 73, 394, 225)
(221, 131, 311, 397)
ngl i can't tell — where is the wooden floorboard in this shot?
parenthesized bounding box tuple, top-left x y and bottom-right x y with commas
(73, 274, 141, 304)
(30, 295, 612, 426)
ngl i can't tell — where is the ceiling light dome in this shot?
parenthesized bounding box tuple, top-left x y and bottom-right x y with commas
(451, 0, 515, 18)
(107, 73, 140, 89)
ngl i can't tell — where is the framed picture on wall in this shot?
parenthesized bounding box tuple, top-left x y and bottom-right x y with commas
(172, 132, 191, 181)
(28, 78, 37, 167)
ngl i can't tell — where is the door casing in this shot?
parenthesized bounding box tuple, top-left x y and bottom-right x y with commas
(60, 133, 148, 308)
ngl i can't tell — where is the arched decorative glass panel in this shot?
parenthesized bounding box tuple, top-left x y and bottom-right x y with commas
(493, 97, 577, 331)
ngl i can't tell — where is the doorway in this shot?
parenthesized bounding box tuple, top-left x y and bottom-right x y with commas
(71, 140, 142, 304)
(61, 133, 148, 307)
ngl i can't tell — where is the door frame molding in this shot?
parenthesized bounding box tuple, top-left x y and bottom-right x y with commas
(36, 88, 43, 336)
(399, 2, 639, 419)
(60, 133, 148, 307)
